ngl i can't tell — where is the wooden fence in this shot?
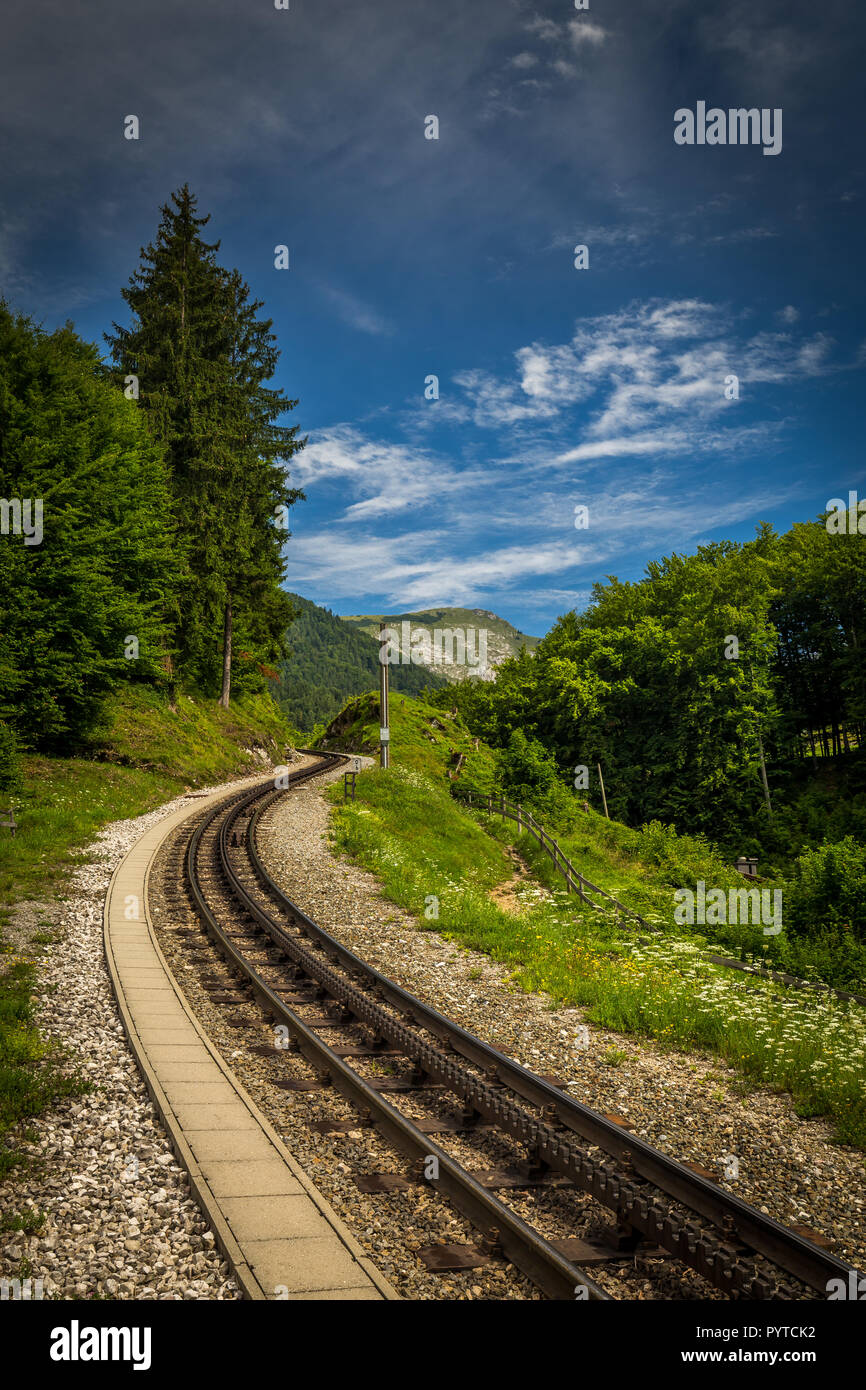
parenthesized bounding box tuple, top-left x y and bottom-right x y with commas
(452, 786, 653, 931)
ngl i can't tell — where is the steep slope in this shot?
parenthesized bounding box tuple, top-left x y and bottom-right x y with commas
(316, 688, 497, 786)
(270, 593, 448, 730)
(340, 607, 540, 682)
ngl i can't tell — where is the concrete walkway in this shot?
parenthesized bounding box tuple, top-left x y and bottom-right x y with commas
(103, 777, 397, 1301)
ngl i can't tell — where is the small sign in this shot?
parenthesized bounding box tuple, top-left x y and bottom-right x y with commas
(379, 728, 390, 743)
(352, 757, 361, 772)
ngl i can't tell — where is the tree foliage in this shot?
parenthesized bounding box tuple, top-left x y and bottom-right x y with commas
(435, 519, 866, 853)
(105, 185, 304, 699)
(270, 593, 447, 730)
(786, 837, 866, 939)
(0, 303, 177, 752)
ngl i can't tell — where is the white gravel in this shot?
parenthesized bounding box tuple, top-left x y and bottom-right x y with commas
(0, 782, 249, 1301)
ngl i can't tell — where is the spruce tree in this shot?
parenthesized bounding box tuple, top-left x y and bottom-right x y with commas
(105, 186, 304, 701)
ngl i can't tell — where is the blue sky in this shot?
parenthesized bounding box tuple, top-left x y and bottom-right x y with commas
(2, 0, 864, 637)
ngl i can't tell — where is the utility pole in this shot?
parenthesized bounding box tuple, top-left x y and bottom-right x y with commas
(378, 620, 390, 769)
(597, 761, 610, 819)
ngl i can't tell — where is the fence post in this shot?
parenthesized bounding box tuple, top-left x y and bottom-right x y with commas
(517, 803, 522, 830)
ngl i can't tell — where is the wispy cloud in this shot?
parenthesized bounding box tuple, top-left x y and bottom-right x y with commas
(568, 20, 608, 49)
(294, 425, 489, 521)
(288, 292, 845, 613)
(449, 299, 844, 444)
(319, 284, 395, 337)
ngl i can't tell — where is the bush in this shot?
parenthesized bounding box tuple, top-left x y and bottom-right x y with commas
(0, 722, 20, 793)
(495, 729, 571, 820)
(786, 837, 866, 939)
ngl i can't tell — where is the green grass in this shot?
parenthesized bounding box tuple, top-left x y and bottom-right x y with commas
(0, 1206, 45, 1234)
(326, 703, 866, 1148)
(317, 687, 498, 788)
(477, 802, 866, 994)
(86, 684, 295, 782)
(0, 686, 296, 909)
(0, 683, 297, 1179)
(0, 951, 90, 1179)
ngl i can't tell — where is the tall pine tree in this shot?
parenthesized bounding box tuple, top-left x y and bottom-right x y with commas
(105, 186, 305, 701)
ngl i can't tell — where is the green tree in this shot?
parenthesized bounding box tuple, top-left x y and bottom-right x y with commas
(0, 303, 177, 751)
(105, 186, 305, 702)
(771, 519, 866, 757)
(437, 534, 780, 839)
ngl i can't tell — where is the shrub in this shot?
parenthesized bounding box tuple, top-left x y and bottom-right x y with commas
(786, 837, 866, 939)
(495, 729, 571, 820)
(0, 722, 20, 793)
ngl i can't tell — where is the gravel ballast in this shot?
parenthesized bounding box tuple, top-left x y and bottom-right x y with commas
(7, 757, 861, 1304)
(254, 761, 866, 1283)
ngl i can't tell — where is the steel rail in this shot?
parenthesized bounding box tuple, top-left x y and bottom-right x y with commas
(238, 778, 863, 1299)
(184, 757, 609, 1302)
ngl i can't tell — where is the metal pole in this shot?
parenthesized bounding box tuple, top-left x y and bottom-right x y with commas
(378, 621, 390, 769)
(597, 762, 610, 818)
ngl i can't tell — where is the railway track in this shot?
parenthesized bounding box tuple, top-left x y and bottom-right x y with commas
(156, 752, 862, 1302)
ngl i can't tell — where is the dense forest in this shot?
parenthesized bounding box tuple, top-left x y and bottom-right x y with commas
(270, 594, 446, 731)
(434, 518, 866, 865)
(0, 186, 303, 788)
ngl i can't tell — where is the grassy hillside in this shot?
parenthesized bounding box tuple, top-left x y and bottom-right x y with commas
(325, 693, 866, 1147)
(316, 688, 498, 786)
(0, 684, 297, 1180)
(341, 606, 539, 682)
(270, 593, 448, 730)
(0, 685, 295, 910)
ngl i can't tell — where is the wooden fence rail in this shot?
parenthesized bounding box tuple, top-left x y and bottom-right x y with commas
(451, 786, 652, 930)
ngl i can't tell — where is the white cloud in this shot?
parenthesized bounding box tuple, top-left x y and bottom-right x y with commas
(287, 297, 855, 615)
(568, 20, 608, 48)
(295, 425, 486, 522)
(453, 298, 841, 444)
(555, 432, 685, 465)
(286, 461, 794, 613)
(525, 15, 560, 43)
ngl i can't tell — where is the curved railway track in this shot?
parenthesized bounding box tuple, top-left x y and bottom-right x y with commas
(161, 751, 861, 1302)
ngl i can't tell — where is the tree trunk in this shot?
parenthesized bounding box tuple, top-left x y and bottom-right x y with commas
(219, 599, 232, 709)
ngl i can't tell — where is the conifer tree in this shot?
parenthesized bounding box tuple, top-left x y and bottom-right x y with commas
(105, 186, 304, 701)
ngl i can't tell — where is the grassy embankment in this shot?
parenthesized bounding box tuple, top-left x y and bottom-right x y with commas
(0, 685, 296, 1180)
(323, 692, 866, 1148)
